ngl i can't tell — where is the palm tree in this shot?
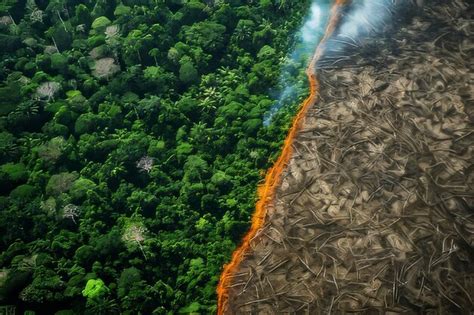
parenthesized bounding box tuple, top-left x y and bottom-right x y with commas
(148, 48, 159, 66)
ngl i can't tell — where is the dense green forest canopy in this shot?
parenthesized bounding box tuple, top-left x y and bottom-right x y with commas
(0, 0, 312, 313)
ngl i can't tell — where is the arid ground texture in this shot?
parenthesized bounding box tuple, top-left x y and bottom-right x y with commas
(220, 1, 473, 313)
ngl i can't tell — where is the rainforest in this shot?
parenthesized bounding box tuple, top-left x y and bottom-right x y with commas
(0, 0, 473, 314)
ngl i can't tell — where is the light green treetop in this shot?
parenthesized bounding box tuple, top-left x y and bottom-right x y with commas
(82, 278, 108, 299)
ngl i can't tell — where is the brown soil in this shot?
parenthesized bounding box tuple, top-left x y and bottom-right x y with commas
(224, 1, 473, 314)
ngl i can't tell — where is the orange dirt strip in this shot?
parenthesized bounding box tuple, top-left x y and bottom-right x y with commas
(216, 1, 348, 314)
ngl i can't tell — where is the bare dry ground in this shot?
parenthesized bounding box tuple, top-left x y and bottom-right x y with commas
(224, 1, 473, 314)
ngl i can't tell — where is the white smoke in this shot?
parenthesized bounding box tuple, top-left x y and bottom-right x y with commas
(338, 0, 393, 40)
(264, 0, 398, 125)
(264, 1, 331, 126)
(302, 4, 323, 44)
(317, 0, 397, 69)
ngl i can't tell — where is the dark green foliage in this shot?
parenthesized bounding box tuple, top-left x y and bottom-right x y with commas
(0, 163, 27, 183)
(69, 177, 96, 201)
(74, 113, 99, 135)
(20, 268, 66, 303)
(0, 0, 18, 14)
(179, 60, 198, 84)
(46, 25, 72, 51)
(46, 172, 78, 196)
(181, 21, 226, 55)
(0, 0, 312, 313)
(50, 53, 69, 74)
(9, 184, 37, 200)
(0, 34, 22, 54)
(0, 80, 22, 116)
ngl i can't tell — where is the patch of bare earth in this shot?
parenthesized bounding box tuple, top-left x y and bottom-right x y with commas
(225, 1, 473, 314)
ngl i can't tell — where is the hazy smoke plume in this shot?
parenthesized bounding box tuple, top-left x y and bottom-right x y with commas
(317, 0, 396, 69)
(264, 1, 331, 126)
(265, 0, 398, 125)
(339, 0, 394, 39)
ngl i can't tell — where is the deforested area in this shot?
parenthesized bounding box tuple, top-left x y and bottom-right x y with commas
(223, 1, 474, 313)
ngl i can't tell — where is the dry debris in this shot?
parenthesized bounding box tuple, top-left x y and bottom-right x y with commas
(225, 0, 473, 313)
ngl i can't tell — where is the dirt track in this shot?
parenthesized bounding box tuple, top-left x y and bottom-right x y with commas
(223, 1, 473, 314)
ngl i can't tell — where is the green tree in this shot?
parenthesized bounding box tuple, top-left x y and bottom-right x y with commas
(0, 0, 18, 14)
(143, 66, 175, 93)
(9, 184, 37, 200)
(91, 16, 111, 31)
(75, 4, 92, 27)
(75, 113, 99, 134)
(182, 21, 226, 55)
(45, 24, 72, 51)
(20, 268, 66, 303)
(0, 163, 28, 184)
(50, 53, 68, 74)
(82, 278, 108, 299)
(179, 60, 198, 84)
(46, 172, 78, 196)
(70, 177, 97, 201)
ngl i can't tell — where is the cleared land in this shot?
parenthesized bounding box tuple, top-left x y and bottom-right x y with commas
(224, 1, 473, 313)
